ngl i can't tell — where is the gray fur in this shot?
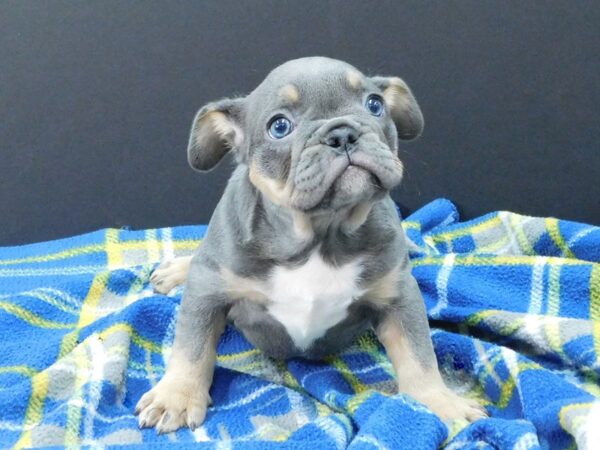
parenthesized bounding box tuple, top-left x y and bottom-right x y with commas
(137, 57, 487, 431)
(181, 57, 431, 358)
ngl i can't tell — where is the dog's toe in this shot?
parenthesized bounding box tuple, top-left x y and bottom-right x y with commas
(463, 398, 488, 421)
(138, 406, 163, 429)
(150, 257, 192, 294)
(186, 404, 208, 431)
(135, 390, 154, 416)
(156, 410, 187, 434)
(411, 386, 487, 423)
(135, 376, 210, 433)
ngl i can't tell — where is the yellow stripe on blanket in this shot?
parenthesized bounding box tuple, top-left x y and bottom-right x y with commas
(546, 218, 576, 259)
(13, 371, 49, 449)
(430, 215, 502, 243)
(413, 254, 591, 267)
(0, 244, 105, 266)
(0, 301, 73, 330)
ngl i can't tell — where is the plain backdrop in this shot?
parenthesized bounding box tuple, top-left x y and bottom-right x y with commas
(1, 0, 599, 245)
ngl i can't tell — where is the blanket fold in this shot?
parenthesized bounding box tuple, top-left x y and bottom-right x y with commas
(0, 199, 598, 449)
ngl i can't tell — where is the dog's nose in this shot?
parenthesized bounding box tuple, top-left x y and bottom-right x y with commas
(324, 126, 359, 151)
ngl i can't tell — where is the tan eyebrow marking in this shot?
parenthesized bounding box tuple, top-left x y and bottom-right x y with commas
(346, 69, 363, 90)
(278, 84, 300, 103)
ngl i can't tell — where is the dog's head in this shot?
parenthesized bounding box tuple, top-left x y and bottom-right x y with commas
(187, 57, 423, 215)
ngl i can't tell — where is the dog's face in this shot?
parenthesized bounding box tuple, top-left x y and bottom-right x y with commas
(187, 57, 423, 214)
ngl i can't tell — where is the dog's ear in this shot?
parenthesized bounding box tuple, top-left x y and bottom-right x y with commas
(370, 77, 424, 140)
(187, 97, 245, 171)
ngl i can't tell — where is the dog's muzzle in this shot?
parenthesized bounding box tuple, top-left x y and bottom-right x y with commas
(290, 118, 402, 212)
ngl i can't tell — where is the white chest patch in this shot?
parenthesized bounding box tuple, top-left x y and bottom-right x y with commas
(265, 250, 365, 350)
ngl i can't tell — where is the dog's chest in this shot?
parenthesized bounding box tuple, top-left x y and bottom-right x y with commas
(265, 251, 365, 350)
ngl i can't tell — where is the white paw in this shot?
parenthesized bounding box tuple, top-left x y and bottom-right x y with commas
(135, 376, 210, 433)
(150, 256, 192, 294)
(413, 386, 487, 422)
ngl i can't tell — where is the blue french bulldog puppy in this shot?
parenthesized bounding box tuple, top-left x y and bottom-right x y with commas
(136, 57, 487, 433)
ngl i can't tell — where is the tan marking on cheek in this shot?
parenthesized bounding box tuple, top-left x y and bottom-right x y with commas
(346, 69, 363, 90)
(364, 264, 400, 306)
(248, 163, 291, 206)
(278, 84, 300, 103)
(376, 316, 443, 392)
(343, 202, 373, 233)
(248, 164, 311, 239)
(220, 267, 269, 304)
(291, 210, 314, 240)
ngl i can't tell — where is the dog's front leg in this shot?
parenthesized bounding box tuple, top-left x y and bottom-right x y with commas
(136, 264, 227, 433)
(375, 270, 487, 422)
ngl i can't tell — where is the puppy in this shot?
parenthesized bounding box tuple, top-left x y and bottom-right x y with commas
(136, 57, 487, 433)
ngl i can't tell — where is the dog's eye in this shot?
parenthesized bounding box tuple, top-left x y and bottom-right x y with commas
(365, 95, 384, 117)
(268, 116, 293, 139)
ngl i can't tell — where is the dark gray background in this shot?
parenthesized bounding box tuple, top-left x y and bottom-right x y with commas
(1, 0, 599, 245)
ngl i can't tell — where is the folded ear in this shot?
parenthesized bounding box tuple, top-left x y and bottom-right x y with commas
(370, 77, 424, 140)
(187, 97, 245, 171)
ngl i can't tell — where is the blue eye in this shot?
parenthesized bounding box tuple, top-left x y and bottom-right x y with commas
(268, 116, 293, 139)
(366, 95, 384, 116)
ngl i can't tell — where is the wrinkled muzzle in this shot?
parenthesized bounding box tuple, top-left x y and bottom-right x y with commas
(289, 118, 404, 211)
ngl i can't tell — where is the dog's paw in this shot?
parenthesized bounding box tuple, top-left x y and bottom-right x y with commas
(150, 256, 192, 294)
(135, 376, 210, 433)
(412, 386, 487, 422)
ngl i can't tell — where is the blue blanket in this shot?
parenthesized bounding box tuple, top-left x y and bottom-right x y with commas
(1, 199, 598, 449)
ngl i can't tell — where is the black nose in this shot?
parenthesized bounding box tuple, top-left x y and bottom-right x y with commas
(324, 126, 359, 151)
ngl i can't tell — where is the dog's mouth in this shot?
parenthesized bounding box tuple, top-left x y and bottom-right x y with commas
(323, 160, 384, 207)
(290, 146, 402, 212)
(337, 163, 382, 193)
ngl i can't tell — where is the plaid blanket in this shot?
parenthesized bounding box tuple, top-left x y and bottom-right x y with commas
(0, 199, 598, 449)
